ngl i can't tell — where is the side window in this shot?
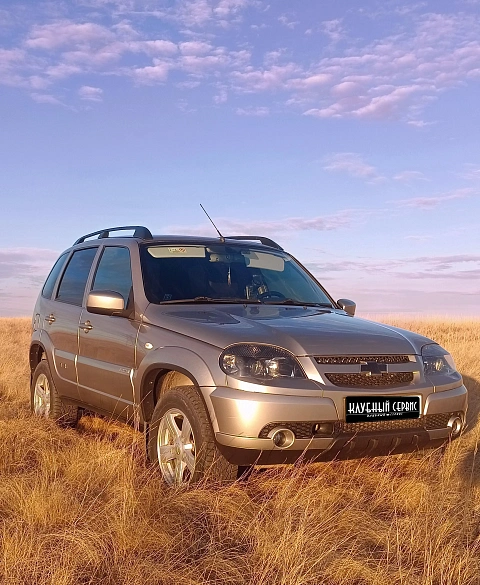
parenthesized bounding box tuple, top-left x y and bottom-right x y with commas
(91, 247, 133, 305)
(42, 252, 68, 299)
(56, 248, 98, 306)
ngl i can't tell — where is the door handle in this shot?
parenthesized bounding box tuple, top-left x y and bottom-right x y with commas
(45, 314, 55, 324)
(79, 321, 93, 333)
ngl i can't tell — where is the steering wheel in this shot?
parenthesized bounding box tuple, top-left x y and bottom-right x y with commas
(257, 290, 286, 301)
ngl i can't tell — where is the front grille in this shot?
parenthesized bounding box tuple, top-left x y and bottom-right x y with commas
(315, 355, 411, 365)
(325, 372, 414, 388)
(336, 418, 424, 434)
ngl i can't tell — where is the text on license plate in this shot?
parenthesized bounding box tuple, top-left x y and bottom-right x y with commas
(345, 396, 420, 423)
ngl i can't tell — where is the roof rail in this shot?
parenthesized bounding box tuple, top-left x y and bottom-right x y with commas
(73, 226, 153, 245)
(225, 236, 283, 250)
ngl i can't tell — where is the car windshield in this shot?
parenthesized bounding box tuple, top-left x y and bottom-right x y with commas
(140, 244, 334, 306)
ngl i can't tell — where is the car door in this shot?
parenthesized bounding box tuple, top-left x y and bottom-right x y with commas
(77, 245, 140, 421)
(43, 247, 99, 401)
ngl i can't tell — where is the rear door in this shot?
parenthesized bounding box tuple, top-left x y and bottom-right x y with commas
(43, 247, 99, 401)
(77, 245, 140, 421)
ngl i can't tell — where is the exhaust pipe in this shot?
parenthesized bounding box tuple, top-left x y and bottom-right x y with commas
(447, 416, 463, 438)
(270, 427, 295, 449)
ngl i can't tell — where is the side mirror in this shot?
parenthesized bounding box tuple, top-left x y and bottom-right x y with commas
(87, 290, 125, 316)
(337, 298, 356, 316)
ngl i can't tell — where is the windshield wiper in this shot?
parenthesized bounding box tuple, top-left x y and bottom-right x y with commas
(159, 297, 261, 305)
(262, 299, 334, 307)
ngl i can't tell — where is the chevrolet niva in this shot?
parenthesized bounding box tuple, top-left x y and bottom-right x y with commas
(30, 226, 467, 486)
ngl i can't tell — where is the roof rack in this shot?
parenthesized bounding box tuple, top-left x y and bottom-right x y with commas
(73, 226, 153, 245)
(225, 236, 283, 250)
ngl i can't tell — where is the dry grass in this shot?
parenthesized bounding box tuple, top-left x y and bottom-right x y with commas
(0, 317, 479, 585)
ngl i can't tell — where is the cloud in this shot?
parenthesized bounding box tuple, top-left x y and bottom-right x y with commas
(30, 93, 65, 105)
(306, 253, 480, 282)
(0, 248, 59, 281)
(323, 153, 384, 183)
(231, 63, 301, 92)
(404, 235, 433, 241)
(235, 106, 269, 116)
(396, 188, 475, 209)
(351, 85, 424, 119)
(278, 15, 299, 29)
(2, 6, 480, 119)
(25, 21, 115, 50)
(129, 40, 178, 56)
(169, 211, 355, 237)
(321, 19, 344, 43)
(132, 61, 170, 84)
(179, 41, 213, 56)
(461, 164, 480, 181)
(393, 170, 427, 182)
(78, 85, 103, 101)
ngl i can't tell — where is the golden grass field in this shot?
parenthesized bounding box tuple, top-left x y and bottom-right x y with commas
(0, 317, 479, 585)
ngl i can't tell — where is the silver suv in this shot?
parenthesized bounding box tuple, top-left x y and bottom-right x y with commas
(30, 226, 468, 485)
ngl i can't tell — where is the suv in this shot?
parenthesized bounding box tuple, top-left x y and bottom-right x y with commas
(30, 226, 467, 485)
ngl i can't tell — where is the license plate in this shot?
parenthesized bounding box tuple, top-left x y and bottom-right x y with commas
(345, 396, 420, 423)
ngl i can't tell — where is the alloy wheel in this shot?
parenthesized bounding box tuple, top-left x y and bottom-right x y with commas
(157, 408, 196, 486)
(33, 373, 51, 417)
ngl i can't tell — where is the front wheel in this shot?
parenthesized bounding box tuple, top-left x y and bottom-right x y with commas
(148, 385, 238, 486)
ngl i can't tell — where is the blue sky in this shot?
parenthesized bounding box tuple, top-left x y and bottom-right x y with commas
(1, 0, 479, 316)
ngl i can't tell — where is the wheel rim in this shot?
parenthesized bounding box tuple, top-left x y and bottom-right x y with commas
(157, 408, 196, 486)
(33, 373, 51, 417)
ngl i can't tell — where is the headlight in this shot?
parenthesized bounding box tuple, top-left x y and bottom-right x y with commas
(220, 344, 305, 380)
(421, 344, 457, 376)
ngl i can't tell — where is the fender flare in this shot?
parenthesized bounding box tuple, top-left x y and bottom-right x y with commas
(134, 346, 216, 423)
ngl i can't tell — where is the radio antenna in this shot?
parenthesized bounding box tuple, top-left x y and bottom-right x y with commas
(200, 204, 225, 242)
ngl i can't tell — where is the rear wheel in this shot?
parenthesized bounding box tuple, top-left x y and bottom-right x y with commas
(148, 385, 238, 486)
(31, 361, 78, 426)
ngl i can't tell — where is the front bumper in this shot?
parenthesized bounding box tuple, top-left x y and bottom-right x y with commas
(209, 384, 468, 465)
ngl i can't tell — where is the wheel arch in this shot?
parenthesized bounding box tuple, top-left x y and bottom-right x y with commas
(139, 363, 200, 423)
(29, 342, 46, 379)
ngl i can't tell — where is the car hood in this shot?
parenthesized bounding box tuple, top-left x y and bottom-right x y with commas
(143, 304, 433, 356)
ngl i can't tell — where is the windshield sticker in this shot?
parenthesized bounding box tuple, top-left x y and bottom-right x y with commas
(147, 246, 206, 258)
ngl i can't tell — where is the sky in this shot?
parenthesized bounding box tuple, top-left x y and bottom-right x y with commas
(1, 0, 480, 317)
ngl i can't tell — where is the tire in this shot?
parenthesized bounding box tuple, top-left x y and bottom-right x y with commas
(31, 360, 78, 426)
(147, 385, 238, 486)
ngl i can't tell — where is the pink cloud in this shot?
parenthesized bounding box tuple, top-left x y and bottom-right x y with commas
(323, 152, 384, 182)
(396, 188, 475, 209)
(235, 106, 269, 116)
(78, 85, 103, 101)
(25, 21, 114, 50)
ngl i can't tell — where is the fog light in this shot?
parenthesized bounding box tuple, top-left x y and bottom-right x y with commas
(271, 428, 295, 449)
(313, 422, 334, 435)
(447, 416, 463, 438)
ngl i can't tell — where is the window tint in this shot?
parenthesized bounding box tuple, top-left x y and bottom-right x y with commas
(140, 245, 333, 306)
(42, 253, 68, 299)
(92, 247, 133, 304)
(56, 248, 98, 306)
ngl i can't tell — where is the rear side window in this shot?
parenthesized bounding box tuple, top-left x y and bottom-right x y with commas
(91, 247, 133, 304)
(41, 253, 68, 299)
(56, 248, 98, 306)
